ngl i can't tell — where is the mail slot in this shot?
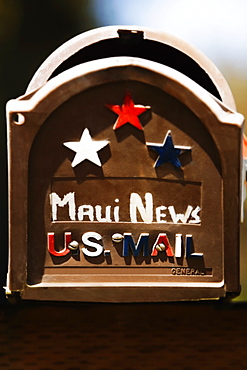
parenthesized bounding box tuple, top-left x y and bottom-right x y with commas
(6, 26, 244, 302)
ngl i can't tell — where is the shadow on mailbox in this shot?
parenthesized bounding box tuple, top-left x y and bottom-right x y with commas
(6, 26, 244, 302)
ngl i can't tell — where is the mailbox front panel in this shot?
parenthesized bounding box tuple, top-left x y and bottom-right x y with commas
(7, 58, 242, 301)
(27, 81, 223, 291)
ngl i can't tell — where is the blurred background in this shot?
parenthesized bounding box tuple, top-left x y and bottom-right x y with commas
(0, 0, 247, 303)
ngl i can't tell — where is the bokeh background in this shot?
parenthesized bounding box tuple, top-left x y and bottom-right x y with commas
(1, 0, 247, 303)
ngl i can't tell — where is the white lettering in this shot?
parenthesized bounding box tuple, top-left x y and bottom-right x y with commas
(175, 233, 182, 257)
(156, 206, 167, 223)
(189, 206, 201, 224)
(95, 205, 112, 222)
(130, 192, 153, 223)
(168, 205, 193, 224)
(49, 192, 200, 224)
(81, 232, 103, 257)
(50, 192, 76, 221)
(78, 205, 94, 221)
(114, 207, 120, 222)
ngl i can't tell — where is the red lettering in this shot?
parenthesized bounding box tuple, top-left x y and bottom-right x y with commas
(47, 232, 71, 256)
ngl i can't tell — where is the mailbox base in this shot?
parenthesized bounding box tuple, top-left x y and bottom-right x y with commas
(19, 285, 227, 303)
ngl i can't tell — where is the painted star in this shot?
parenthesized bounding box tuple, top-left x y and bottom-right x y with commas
(63, 128, 109, 167)
(106, 92, 150, 130)
(147, 130, 191, 168)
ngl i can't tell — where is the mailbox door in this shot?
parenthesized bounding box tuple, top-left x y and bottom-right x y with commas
(7, 57, 243, 301)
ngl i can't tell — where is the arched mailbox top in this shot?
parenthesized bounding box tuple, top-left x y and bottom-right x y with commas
(9, 57, 242, 133)
(26, 25, 235, 110)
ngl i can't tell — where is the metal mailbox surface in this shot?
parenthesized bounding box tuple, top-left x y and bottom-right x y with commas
(6, 28, 244, 302)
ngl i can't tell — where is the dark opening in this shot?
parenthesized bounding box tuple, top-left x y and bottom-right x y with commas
(49, 30, 221, 101)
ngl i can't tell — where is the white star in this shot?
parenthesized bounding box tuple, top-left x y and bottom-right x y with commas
(63, 128, 109, 167)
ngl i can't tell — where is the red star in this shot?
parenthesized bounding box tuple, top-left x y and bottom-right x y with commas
(106, 92, 150, 130)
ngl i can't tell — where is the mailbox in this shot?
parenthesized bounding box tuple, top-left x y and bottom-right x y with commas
(6, 26, 244, 302)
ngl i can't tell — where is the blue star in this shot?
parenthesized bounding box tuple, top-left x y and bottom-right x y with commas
(147, 131, 191, 168)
